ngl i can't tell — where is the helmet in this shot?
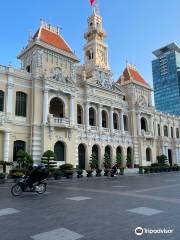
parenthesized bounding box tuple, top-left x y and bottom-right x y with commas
(33, 163, 38, 168)
(37, 163, 45, 169)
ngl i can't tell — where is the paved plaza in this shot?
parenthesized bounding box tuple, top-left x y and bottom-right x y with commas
(0, 173, 180, 240)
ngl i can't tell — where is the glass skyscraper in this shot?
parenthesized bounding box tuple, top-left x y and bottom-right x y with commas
(152, 43, 180, 116)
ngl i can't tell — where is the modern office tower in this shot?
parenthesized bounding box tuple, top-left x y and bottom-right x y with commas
(152, 43, 180, 116)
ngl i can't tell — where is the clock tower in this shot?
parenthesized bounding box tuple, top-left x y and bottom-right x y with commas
(84, 8, 110, 79)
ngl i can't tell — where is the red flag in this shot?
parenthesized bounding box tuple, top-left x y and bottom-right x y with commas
(90, 0, 95, 6)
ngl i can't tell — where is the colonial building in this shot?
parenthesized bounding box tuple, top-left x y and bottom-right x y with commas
(0, 10, 180, 169)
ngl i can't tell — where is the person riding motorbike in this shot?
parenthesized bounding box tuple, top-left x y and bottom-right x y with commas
(26, 163, 47, 189)
(111, 164, 117, 177)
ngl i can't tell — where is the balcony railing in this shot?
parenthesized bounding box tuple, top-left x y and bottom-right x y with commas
(141, 130, 153, 139)
(0, 112, 6, 125)
(48, 114, 70, 127)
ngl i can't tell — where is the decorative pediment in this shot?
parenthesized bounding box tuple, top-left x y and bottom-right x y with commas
(95, 70, 112, 89)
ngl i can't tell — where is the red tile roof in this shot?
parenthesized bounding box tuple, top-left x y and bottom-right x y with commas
(34, 27, 73, 54)
(118, 65, 149, 87)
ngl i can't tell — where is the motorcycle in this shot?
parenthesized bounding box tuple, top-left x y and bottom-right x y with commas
(11, 176, 47, 196)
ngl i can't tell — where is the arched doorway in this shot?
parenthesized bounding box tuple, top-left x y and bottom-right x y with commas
(146, 148, 152, 162)
(54, 141, 65, 162)
(105, 145, 111, 159)
(13, 140, 26, 162)
(168, 149, 173, 166)
(49, 97, 64, 118)
(127, 147, 133, 168)
(116, 146, 123, 167)
(78, 144, 86, 169)
(92, 144, 99, 162)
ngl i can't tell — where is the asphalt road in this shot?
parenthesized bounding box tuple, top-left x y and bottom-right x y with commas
(0, 173, 180, 240)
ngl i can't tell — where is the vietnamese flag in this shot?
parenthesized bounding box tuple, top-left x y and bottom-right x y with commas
(90, 0, 95, 6)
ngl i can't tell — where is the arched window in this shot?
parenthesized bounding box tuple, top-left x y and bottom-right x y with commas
(102, 110, 108, 128)
(176, 128, 180, 139)
(13, 140, 26, 161)
(54, 141, 65, 162)
(146, 148, 152, 162)
(164, 125, 168, 137)
(123, 115, 128, 131)
(77, 104, 83, 124)
(157, 124, 161, 136)
(89, 107, 96, 126)
(15, 92, 27, 117)
(113, 113, 118, 129)
(141, 117, 148, 131)
(49, 97, 64, 118)
(171, 127, 174, 138)
(0, 90, 4, 112)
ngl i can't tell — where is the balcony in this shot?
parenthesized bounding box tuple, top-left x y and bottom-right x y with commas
(102, 128, 110, 134)
(90, 126, 98, 132)
(48, 114, 70, 128)
(141, 130, 153, 139)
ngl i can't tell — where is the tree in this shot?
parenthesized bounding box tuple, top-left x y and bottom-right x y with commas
(16, 150, 33, 169)
(157, 155, 168, 166)
(116, 153, 123, 168)
(41, 150, 57, 171)
(103, 152, 111, 169)
(89, 153, 98, 170)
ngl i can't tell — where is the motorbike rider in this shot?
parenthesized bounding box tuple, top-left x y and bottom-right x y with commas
(26, 163, 47, 189)
(111, 164, 117, 177)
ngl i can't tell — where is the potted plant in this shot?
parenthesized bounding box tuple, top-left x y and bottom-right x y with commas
(0, 161, 13, 174)
(86, 169, 93, 177)
(64, 170, 74, 179)
(77, 169, 83, 178)
(0, 173, 5, 184)
(54, 169, 62, 180)
(96, 169, 102, 177)
(16, 150, 33, 169)
(119, 167, 125, 175)
(89, 153, 98, 170)
(103, 152, 111, 176)
(60, 164, 74, 179)
(139, 166, 143, 174)
(41, 150, 57, 173)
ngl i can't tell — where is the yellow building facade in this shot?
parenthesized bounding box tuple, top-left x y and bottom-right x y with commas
(0, 11, 180, 169)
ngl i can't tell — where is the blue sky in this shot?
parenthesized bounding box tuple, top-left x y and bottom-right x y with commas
(0, 0, 180, 86)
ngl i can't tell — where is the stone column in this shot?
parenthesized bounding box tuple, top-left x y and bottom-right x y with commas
(43, 88, 49, 124)
(173, 126, 176, 139)
(120, 111, 124, 135)
(85, 102, 89, 130)
(137, 112, 141, 136)
(69, 95, 75, 125)
(3, 130, 10, 161)
(110, 107, 114, 134)
(150, 116, 154, 135)
(6, 75, 14, 117)
(98, 104, 102, 132)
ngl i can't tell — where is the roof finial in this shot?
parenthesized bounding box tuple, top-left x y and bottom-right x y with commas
(93, 0, 100, 15)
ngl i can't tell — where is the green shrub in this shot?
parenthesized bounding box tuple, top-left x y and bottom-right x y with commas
(89, 153, 98, 169)
(60, 164, 73, 172)
(42, 150, 57, 171)
(16, 150, 33, 169)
